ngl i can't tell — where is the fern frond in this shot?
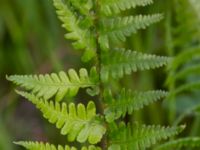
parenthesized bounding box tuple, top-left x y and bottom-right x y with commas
(14, 141, 101, 150)
(99, 14, 163, 49)
(53, 0, 96, 62)
(172, 81, 200, 96)
(16, 91, 106, 144)
(7, 68, 98, 101)
(154, 137, 200, 150)
(166, 46, 200, 88)
(104, 89, 168, 122)
(166, 64, 200, 85)
(168, 81, 200, 101)
(166, 0, 200, 123)
(100, 0, 153, 16)
(173, 0, 200, 47)
(108, 122, 185, 150)
(101, 48, 171, 81)
(167, 47, 200, 71)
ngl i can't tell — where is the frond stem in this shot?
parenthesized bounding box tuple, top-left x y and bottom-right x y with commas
(94, 0, 108, 149)
(165, 2, 176, 124)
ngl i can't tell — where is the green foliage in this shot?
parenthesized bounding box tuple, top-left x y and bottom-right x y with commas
(155, 137, 200, 150)
(166, 0, 200, 72)
(0, 122, 13, 150)
(7, 0, 192, 149)
(100, 0, 153, 16)
(167, 48, 200, 96)
(14, 141, 101, 150)
(101, 48, 171, 81)
(7, 68, 98, 101)
(163, 1, 200, 149)
(167, 47, 200, 72)
(104, 89, 168, 122)
(167, 65, 200, 85)
(99, 14, 163, 49)
(108, 122, 185, 150)
(67, 0, 93, 16)
(166, 0, 200, 124)
(16, 91, 106, 144)
(53, 0, 96, 62)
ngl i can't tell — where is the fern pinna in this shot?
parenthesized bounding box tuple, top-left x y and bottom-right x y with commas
(165, 0, 200, 136)
(166, 0, 200, 125)
(152, 0, 200, 149)
(7, 0, 185, 150)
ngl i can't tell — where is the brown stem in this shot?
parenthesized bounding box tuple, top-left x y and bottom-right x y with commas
(94, 0, 107, 149)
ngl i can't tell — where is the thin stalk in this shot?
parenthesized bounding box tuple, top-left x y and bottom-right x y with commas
(165, 2, 176, 124)
(190, 117, 200, 136)
(94, 0, 107, 149)
(94, 0, 104, 117)
(173, 105, 200, 126)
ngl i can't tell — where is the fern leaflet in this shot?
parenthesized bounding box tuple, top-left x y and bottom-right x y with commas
(101, 48, 171, 81)
(108, 122, 185, 150)
(53, 0, 96, 62)
(100, 0, 153, 16)
(166, 64, 200, 85)
(7, 68, 98, 101)
(99, 14, 163, 49)
(167, 47, 200, 71)
(104, 89, 168, 122)
(155, 137, 200, 150)
(68, 0, 93, 16)
(16, 91, 106, 144)
(14, 141, 101, 150)
(171, 81, 200, 96)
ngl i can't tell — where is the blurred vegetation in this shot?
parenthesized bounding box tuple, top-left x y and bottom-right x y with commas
(0, 0, 200, 149)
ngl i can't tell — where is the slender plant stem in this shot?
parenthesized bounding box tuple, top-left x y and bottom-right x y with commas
(190, 117, 200, 136)
(173, 104, 200, 127)
(94, 0, 107, 149)
(165, 1, 176, 124)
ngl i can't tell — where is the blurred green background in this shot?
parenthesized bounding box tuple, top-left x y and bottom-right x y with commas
(0, 0, 200, 149)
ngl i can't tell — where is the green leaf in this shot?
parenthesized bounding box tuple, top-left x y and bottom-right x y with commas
(16, 91, 106, 144)
(7, 68, 98, 101)
(100, 0, 153, 16)
(154, 137, 200, 150)
(68, 0, 93, 16)
(170, 81, 200, 97)
(108, 122, 185, 150)
(14, 141, 101, 150)
(167, 47, 200, 71)
(53, 0, 96, 62)
(173, 0, 200, 47)
(99, 14, 163, 49)
(166, 64, 200, 85)
(104, 89, 168, 122)
(101, 48, 171, 81)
